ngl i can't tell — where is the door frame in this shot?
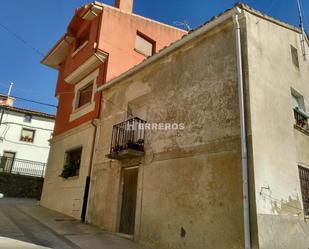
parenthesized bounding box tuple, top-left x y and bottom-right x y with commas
(117, 166, 139, 237)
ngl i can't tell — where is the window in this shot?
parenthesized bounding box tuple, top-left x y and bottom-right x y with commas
(61, 147, 82, 179)
(24, 114, 32, 123)
(20, 128, 35, 143)
(75, 28, 89, 51)
(299, 166, 309, 216)
(291, 45, 299, 68)
(291, 89, 309, 129)
(76, 81, 93, 109)
(135, 32, 155, 57)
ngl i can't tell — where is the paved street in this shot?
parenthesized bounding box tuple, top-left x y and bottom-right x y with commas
(0, 198, 149, 249)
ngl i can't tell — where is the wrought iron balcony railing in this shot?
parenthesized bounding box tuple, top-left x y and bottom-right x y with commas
(108, 117, 146, 159)
(0, 156, 46, 178)
(294, 108, 309, 130)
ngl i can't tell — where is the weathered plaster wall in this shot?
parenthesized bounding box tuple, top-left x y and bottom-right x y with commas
(89, 20, 245, 249)
(40, 122, 95, 219)
(245, 11, 309, 248)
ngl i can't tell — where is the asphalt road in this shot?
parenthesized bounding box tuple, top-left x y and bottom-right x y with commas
(0, 198, 149, 249)
(0, 198, 79, 249)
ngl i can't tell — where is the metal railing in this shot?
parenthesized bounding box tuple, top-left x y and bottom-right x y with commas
(110, 117, 146, 156)
(0, 156, 46, 178)
(294, 108, 309, 130)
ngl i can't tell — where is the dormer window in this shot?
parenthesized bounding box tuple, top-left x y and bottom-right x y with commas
(135, 32, 155, 57)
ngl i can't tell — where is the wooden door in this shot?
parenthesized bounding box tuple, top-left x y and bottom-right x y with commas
(119, 167, 138, 235)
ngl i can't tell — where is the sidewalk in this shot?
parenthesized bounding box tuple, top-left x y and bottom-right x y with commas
(0, 198, 150, 249)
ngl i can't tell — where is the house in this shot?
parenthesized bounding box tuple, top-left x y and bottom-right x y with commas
(0, 94, 55, 177)
(86, 3, 309, 249)
(40, 0, 186, 220)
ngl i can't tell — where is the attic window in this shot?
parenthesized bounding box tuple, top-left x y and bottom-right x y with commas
(75, 29, 90, 51)
(291, 45, 299, 68)
(135, 32, 155, 57)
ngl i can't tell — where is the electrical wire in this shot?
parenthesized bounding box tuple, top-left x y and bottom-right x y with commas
(0, 22, 45, 57)
(10, 95, 57, 108)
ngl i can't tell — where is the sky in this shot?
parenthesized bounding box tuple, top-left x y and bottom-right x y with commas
(0, 0, 308, 114)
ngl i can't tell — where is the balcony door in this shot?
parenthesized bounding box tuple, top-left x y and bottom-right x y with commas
(0, 151, 16, 173)
(119, 167, 138, 235)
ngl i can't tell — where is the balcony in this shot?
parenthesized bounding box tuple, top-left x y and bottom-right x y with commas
(107, 117, 146, 160)
(294, 108, 309, 133)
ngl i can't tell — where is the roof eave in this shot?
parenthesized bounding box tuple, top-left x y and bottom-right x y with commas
(41, 35, 74, 70)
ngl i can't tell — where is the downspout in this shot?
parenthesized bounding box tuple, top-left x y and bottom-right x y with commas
(81, 8, 106, 222)
(233, 9, 252, 249)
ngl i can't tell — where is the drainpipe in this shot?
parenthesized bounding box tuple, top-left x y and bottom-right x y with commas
(81, 9, 105, 223)
(233, 10, 252, 249)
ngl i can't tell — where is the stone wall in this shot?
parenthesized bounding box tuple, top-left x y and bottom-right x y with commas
(88, 17, 246, 249)
(0, 173, 43, 199)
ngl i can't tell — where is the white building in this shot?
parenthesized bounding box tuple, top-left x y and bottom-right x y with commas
(0, 95, 55, 177)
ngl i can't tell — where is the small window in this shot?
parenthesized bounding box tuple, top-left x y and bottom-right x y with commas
(24, 114, 32, 123)
(135, 32, 155, 57)
(75, 29, 89, 51)
(291, 45, 299, 68)
(20, 128, 35, 143)
(291, 90, 305, 111)
(76, 82, 93, 109)
(299, 166, 309, 216)
(61, 147, 82, 179)
(292, 89, 309, 129)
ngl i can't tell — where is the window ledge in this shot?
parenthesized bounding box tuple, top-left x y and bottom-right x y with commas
(134, 48, 151, 57)
(69, 101, 95, 122)
(72, 41, 89, 57)
(73, 102, 92, 113)
(294, 124, 309, 136)
(60, 175, 79, 181)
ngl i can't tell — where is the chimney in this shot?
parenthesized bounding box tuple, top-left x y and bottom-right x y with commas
(115, 0, 133, 13)
(0, 96, 15, 107)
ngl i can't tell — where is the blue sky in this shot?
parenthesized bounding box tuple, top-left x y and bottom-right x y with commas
(0, 0, 308, 114)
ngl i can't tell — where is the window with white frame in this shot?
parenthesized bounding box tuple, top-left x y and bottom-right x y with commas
(76, 81, 94, 109)
(70, 69, 98, 122)
(291, 89, 309, 130)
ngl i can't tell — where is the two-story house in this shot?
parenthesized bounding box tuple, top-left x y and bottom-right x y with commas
(0, 94, 55, 177)
(40, 0, 186, 220)
(87, 3, 309, 249)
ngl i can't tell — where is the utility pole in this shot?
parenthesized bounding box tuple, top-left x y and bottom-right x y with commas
(296, 0, 307, 61)
(0, 82, 14, 126)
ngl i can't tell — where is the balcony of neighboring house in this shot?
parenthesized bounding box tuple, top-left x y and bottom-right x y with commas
(294, 107, 309, 134)
(107, 117, 146, 160)
(292, 89, 309, 135)
(0, 156, 46, 178)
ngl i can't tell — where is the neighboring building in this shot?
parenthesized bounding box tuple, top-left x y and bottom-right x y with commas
(40, 0, 186, 219)
(0, 95, 55, 177)
(85, 3, 309, 249)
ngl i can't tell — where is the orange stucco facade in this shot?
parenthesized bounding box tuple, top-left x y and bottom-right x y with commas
(45, 2, 186, 136)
